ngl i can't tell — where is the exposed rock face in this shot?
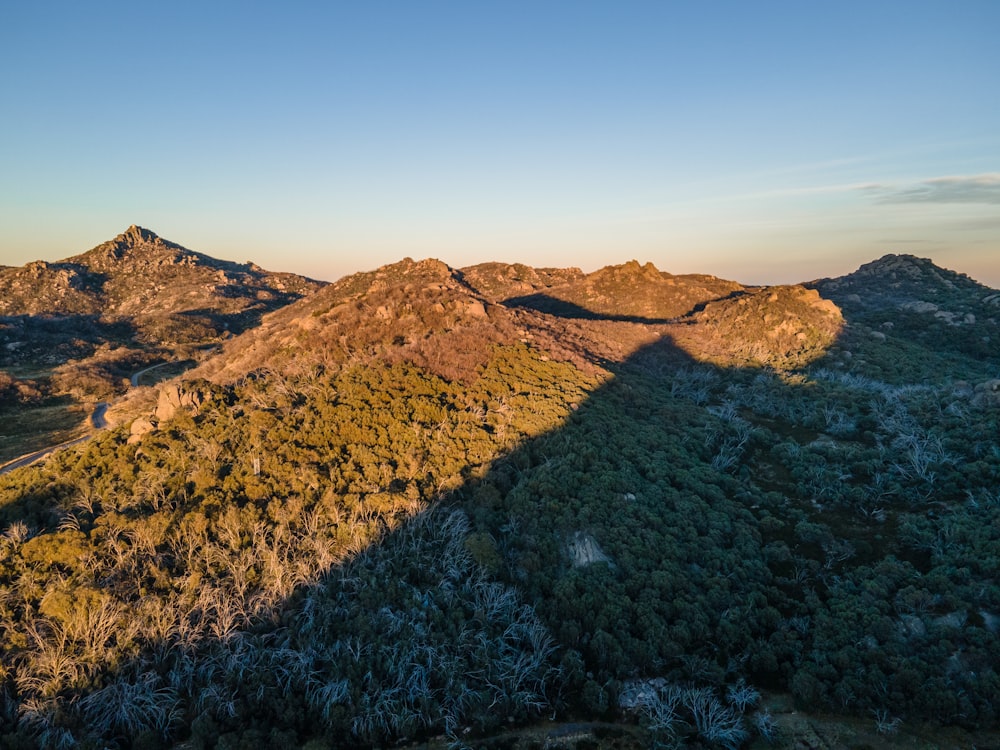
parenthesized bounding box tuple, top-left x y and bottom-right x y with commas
(154, 383, 207, 422)
(567, 531, 613, 568)
(973, 379, 1000, 407)
(127, 416, 158, 444)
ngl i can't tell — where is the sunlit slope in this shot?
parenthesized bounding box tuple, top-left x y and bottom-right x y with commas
(1, 259, 616, 748)
(0, 226, 324, 463)
(466, 258, 744, 320)
(0, 253, 997, 749)
(670, 284, 844, 369)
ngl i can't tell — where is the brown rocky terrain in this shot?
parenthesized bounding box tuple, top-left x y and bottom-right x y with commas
(670, 285, 844, 370)
(465, 258, 744, 321)
(0, 226, 323, 462)
(0, 225, 322, 346)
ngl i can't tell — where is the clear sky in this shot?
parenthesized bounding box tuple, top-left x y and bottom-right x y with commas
(2, 1, 998, 287)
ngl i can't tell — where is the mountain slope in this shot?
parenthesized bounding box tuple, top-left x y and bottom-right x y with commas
(670, 284, 844, 370)
(0, 225, 322, 343)
(808, 253, 1000, 374)
(0, 252, 998, 749)
(0, 227, 324, 462)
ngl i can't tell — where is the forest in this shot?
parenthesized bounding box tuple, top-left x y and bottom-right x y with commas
(0, 253, 998, 749)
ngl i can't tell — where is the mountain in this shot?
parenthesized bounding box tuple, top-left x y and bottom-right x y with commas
(0, 226, 323, 462)
(179, 257, 731, 393)
(1, 250, 999, 749)
(806, 253, 1000, 382)
(464, 258, 743, 320)
(0, 225, 322, 347)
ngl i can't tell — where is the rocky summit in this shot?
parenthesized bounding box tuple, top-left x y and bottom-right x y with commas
(0, 225, 322, 322)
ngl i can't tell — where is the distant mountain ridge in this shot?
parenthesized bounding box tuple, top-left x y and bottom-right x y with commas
(0, 225, 322, 322)
(0, 226, 325, 371)
(809, 253, 1000, 365)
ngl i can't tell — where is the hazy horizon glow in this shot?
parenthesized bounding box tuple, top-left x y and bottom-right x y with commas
(2, 2, 998, 288)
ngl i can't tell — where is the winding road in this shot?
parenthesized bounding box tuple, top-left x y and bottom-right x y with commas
(130, 361, 173, 387)
(0, 361, 177, 476)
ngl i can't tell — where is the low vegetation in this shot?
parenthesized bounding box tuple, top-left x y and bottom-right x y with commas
(0, 247, 998, 748)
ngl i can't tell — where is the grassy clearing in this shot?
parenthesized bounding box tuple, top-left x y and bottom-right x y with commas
(2, 364, 55, 379)
(0, 396, 90, 463)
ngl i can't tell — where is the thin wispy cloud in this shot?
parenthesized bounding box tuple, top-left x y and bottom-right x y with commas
(863, 173, 1000, 205)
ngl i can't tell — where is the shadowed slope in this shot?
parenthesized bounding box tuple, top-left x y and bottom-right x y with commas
(809, 253, 1000, 369)
(0, 255, 997, 749)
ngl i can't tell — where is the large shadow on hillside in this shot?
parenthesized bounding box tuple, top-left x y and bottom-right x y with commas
(0, 309, 823, 737)
(504, 290, 752, 324)
(503, 293, 680, 324)
(0, 313, 138, 365)
(3, 290, 1000, 746)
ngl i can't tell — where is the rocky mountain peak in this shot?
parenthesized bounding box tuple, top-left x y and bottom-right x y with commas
(0, 227, 323, 343)
(78, 225, 193, 269)
(119, 224, 163, 247)
(591, 259, 664, 283)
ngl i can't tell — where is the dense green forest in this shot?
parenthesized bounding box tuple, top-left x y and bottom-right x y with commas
(1, 254, 998, 748)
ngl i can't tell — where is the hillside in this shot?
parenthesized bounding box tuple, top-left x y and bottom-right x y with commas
(808, 253, 1000, 380)
(0, 225, 322, 353)
(0, 227, 323, 463)
(0, 251, 999, 749)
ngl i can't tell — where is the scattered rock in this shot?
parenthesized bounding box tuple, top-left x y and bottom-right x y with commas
(980, 611, 1000, 634)
(934, 611, 967, 629)
(900, 300, 939, 314)
(972, 379, 1000, 407)
(154, 383, 207, 422)
(128, 416, 157, 444)
(464, 300, 488, 318)
(899, 615, 927, 638)
(567, 531, 613, 568)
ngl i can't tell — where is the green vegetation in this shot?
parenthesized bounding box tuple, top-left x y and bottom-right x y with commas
(0, 252, 998, 748)
(0, 346, 599, 747)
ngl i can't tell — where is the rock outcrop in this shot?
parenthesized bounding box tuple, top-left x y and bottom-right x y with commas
(154, 383, 208, 422)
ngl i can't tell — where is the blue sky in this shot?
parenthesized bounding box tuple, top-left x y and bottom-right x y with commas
(2, 1, 998, 287)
